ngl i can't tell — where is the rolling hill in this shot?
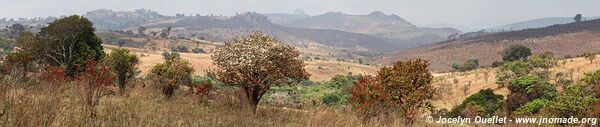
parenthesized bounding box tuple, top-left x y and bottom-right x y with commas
(488, 16, 600, 31)
(269, 11, 461, 48)
(374, 18, 600, 72)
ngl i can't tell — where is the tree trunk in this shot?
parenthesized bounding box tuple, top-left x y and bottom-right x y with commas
(118, 74, 126, 95)
(245, 86, 262, 113)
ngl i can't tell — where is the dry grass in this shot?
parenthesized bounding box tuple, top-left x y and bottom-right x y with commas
(430, 54, 600, 110)
(104, 45, 378, 81)
(0, 77, 419, 126)
(376, 31, 600, 72)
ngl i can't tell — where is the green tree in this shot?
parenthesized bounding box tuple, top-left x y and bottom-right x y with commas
(149, 57, 194, 99)
(212, 32, 309, 112)
(162, 51, 180, 61)
(506, 75, 556, 115)
(36, 15, 105, 76)
(452, 58, 479, 72)
(103, 49, 139, 94)
(550, 84, 597, 118)
(448, 89, 504, 117)
(501, 44, 531, 62)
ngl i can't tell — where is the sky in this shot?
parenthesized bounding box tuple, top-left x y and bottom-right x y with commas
(1, 0, 599, 31)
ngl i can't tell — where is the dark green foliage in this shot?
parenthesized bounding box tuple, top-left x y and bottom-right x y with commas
(162, 52, 180, 61)
(501, 44, 531, 62)
(192, 47, 205, 54)
(506, 75, 556, 114)
(491, 61, 504, 67)
(172, 45, 189, 53)
(452, 58, 479, 72)
(36, 15, 105, 76)
(550, 84, 597, 118)
(448, 89, 504, 117)
(326, 73, 362, 89)
(513, 99, 553, 116)
(322, 93, 342, 106)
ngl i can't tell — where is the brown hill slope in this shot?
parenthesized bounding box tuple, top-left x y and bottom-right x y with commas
(374, 19, 600, 72)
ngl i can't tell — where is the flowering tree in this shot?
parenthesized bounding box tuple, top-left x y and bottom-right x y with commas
(211, 32, 309, 112)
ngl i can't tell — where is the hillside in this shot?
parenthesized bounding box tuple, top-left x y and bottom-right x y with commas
(271, 11, 461, 48)
(374, 18, 600, 72)
(431, 54, 600, 110)
(488, 16, 600, 31)
(102, 45, 379, 81)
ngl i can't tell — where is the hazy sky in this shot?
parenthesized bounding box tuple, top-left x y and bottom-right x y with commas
(1, 0, 599, 30)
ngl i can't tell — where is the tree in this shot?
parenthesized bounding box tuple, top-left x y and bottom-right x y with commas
(501, 45, 532, 62)
(584, 52, 596, 63)
(350, 59, 434, 125)
(3, 51, 33, 79)
(103, 49, 139, 94)
(452, 58, 479, 72)
(574, 14, 583, 22)
(36, 15, 105, 76)
(192, 47, 205, 54)
(76, 60, 115, 117)
(211, 32, 309, 112)
(137, 26, 146, 36)
(8, 24, 25, 38)
(161, 51, 180, 61)
(506, 75, 556, 116)
(149, 57, 194, 99)
(448, 89, 504, 118)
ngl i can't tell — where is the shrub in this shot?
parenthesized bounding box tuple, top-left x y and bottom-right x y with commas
(211, 32, 309, 112)
(76, 60, 115, 117)
(149, 57, 194, 99)
(349, 59, 434, 125)
(550, 84, 597, 118)
(506, 75, 556, 115)
(322, 93, 342, 106)
(452, 58, 479, 72)
(501, 44, 531, 62)
(513, 99, 553, 116)
(448, 89, 504, 117)
(161, 51, 180, 61)
(103, 48, 139, 94)
(192, 47, 205, 54)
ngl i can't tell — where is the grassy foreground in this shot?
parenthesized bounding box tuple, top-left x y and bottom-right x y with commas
(0, 76, 424, 126)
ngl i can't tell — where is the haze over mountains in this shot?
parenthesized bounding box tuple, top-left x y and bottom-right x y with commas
(264, 10, 461, 48)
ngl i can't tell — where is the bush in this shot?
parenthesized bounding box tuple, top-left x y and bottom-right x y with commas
(448, 89, 504, 117)
(550, 84, 597, 118)
(506, 75, 556, 114)
(161, 52, 180, 61)
(149, 57, 194, 99)
(513, 99, 553, 116)
(452, 58, 479, 72)
(501, 44, 532, 62)
(322, 93, 342, 106)
(103, 48, 139, 94)
(76, 60, 115, 117)
(349, 59, 434, 125)
(192, 47, 205, 54)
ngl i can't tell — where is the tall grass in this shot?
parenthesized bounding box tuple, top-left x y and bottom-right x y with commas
(0, 76, 418, 126)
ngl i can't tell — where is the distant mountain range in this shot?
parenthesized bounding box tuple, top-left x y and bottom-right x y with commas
(264, 11, 461, 48)
(487, 16, 600, 31)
